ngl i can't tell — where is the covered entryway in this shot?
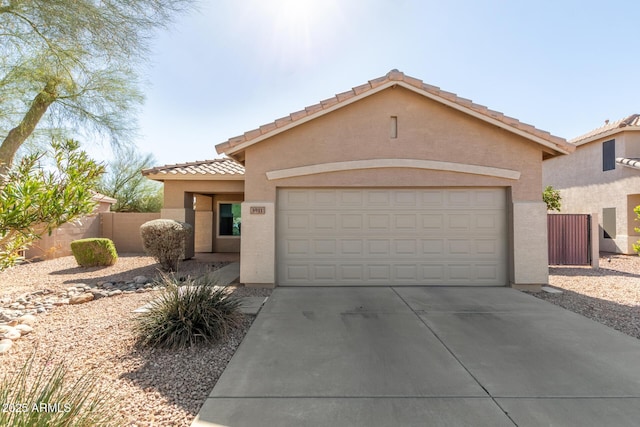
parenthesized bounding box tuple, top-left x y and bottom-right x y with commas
(276, 188, 507, 286)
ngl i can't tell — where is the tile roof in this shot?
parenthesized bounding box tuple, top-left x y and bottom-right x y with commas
(142, 158, 245, 179)
(570, 114, 640, 145)
(617, 157, 640, 171)
(216, 69, 572, 156)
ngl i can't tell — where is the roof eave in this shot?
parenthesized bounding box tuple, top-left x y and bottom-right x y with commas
(143, 172, 245, 182)
(216, 80, 573, 158)
(571, 127, 640, 147)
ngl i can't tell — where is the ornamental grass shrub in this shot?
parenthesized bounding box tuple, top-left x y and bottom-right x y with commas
(139, 219, 192, 271)
(133, 273, 243, 349)
(70, 238, 118, 267)
(0, 352, 117, 427)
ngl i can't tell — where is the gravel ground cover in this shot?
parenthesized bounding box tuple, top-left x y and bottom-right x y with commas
(2, 252, 639, 425)
(532, 252, 640, 339)
(0, 255, 271, 426)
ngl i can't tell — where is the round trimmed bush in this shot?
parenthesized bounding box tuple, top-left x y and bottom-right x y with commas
(70, 238, 118, 267)
(140, 219, 192, 271)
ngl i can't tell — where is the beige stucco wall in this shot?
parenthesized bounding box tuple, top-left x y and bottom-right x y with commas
(163, 180, 244, 209)
(25, 201, 112, 260)
(244, 87, 543, 202)
(543, 131, 640, 254)
(101, 212, 161, 253)
(238, 86, 550, 287)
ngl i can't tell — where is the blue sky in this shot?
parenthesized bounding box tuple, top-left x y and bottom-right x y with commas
(111, 0, 640, 166)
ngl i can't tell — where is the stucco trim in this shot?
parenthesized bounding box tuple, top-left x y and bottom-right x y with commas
(266, 159, 521, 180)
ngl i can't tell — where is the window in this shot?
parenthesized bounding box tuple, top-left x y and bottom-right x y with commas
(603, 207, 616, 239)
(603, 139, 615, 171)
(219, 203, 241, 236)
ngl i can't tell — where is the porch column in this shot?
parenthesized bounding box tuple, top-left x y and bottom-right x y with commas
(194, 194, 213, 252)
(240, 201, 275, 287)
(161, 192, 195, 259)
(511, 201, 548, 290)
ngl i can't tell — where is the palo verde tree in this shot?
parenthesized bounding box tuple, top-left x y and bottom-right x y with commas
(97, 145, 163, 212)
(0, 0, 193, 174)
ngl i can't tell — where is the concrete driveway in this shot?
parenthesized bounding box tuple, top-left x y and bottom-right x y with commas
(192, 287, 640, 426)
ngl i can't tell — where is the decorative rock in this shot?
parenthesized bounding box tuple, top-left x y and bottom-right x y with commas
(4, 328, 21, 340)
(107, 289, 122, 297)
(17, 314, 37, 325)
(134, 276, 149, 284)
(0, 339, 12, 353)
(69, 293, 94, 305)
(89, 289, 109, 300)
(15, 324, 33, 335)
(67, 286, 78, 293)
(53, 299, 70, 306)
(0, 325, 13, 334)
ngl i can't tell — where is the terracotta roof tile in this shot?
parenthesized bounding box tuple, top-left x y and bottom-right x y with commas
(260, 122, 277, 134)
(216, 69, 571, 155)
(290, 110, 307, 121)
(570, 114, 640, 144)
(336, 90, 355, 102)
(142, 158, 245, 177)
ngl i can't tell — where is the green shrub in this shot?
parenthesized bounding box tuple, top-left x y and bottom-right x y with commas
(70, 238, 118, 267)
(134, 274, 243, 349)
(0, 352, 117, 427)
(139, 219, 192, 271)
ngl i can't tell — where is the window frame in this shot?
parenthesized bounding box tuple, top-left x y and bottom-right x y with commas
(602, 139, 615, 171)
(217, 201, 242, 238)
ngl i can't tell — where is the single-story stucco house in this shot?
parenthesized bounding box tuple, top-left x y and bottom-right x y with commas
(143, 70, 574, 289)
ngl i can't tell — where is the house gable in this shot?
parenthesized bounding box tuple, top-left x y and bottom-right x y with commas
(241, 84, 548, 201)
(216, 70, 572, 162)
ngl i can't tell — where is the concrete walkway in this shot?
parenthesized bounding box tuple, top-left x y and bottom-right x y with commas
(192, 287, 640, 426)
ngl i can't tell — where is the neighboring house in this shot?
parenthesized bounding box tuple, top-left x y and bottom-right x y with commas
(543, 114, 640, 254)
(25, 192, 117, 260)
(144, 70, 573, 289)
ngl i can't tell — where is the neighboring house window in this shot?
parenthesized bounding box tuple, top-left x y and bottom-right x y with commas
(603, 207, 616, 239)
(603, 139, 615, 171)
(219, 203, 241, 236)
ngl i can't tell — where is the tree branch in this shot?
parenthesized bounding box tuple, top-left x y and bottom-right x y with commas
(0, 80, 59, 172)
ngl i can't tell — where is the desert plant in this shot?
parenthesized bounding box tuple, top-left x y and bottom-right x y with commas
(633, 205, 640, 255)
(0, 352, 117, 427)
(543, 185, 562, 212)
(0, 140, 104, 270)
(133, 274, 243, 349)
(140, 219, 192, 271)
(70, 238, 118, 267)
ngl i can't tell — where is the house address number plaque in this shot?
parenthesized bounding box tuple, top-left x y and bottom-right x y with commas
(250, 206, 266, 215)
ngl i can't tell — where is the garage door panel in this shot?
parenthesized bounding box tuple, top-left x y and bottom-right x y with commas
(277, 188, 507, 286)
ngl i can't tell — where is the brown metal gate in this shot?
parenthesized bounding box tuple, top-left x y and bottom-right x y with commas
(548, 214, 591, 265)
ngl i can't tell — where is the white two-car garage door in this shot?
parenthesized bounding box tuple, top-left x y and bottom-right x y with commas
(276, 188, 508, 286)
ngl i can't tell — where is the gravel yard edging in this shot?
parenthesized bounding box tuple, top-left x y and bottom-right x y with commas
(0, 255, 271, 426)
(529, 253, 640, 340)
